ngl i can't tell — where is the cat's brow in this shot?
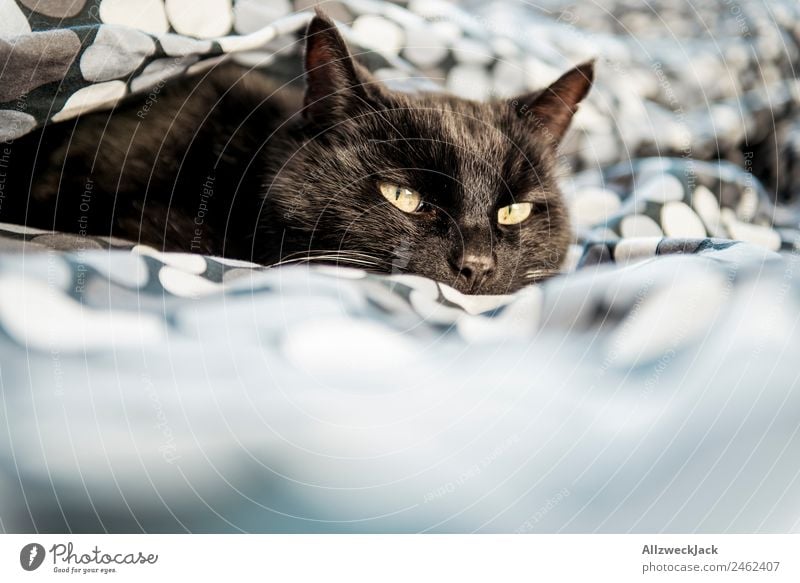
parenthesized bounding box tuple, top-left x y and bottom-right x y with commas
(504, 189, 551, 204)
(368, 136, 547, 207)
(349, 91, 416, 150)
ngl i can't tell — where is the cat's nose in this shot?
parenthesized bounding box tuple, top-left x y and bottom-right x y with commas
(452, 253, 496, 291)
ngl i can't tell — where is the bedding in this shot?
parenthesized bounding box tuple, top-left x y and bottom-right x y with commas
(0, 0, 799, 532)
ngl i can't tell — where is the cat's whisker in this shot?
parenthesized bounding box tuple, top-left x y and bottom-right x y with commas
(276, 249, 383, 263)
(271, 256, 378, 267)
(271, 259, 381, 270)
(270, 251, 388, 270)
(523, 268, 560, 281)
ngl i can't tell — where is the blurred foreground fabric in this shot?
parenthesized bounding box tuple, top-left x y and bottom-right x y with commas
(0, 0, 799, 532)
(0, 227, 798, 532)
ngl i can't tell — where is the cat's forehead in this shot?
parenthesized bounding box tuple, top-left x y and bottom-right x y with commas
(362, 94, 522, 183)
(336, 93, 551, 207)
(394, 94, 510, 150)
(388, 95, 547, 183)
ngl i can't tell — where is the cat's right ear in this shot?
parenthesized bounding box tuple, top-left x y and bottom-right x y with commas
(511, 61, 594, 147)
(303, 10, 369, 123)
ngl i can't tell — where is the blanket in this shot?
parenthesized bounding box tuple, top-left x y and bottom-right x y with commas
(0, 0, 799, 533)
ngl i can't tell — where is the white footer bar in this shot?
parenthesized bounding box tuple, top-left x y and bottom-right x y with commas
(1, 534, 797, 582)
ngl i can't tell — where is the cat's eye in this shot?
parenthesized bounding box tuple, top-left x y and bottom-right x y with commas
(379, 182, 422, 213)
(497, 202, 533, 225)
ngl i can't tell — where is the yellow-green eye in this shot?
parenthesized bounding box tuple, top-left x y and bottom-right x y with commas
(379, 182, 422, 213)
(497, 202, 533, 225)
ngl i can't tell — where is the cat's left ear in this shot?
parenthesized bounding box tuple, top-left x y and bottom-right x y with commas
(303, 10, 376, 123)
(512, 61, 594, 147)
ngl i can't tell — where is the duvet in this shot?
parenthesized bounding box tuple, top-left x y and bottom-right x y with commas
(0, 0, 798, 532)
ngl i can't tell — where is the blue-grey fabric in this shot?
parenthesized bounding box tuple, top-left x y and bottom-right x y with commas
(0, 0, 799, 532)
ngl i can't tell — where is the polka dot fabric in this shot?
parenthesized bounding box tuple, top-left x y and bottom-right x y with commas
(2, 2, 800, 534)
(1, 220, 799, 533)
(0, 0, 798, 313)
(1, 0, 798, 188)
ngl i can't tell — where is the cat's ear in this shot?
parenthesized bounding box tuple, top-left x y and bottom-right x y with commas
(303, 10, 372, 123)
(512, 61, 594, 146)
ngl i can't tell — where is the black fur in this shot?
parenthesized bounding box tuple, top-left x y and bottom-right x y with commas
(0, 11, 593, 294)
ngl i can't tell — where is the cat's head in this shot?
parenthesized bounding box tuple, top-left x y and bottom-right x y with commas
(266, 11, 593, 295)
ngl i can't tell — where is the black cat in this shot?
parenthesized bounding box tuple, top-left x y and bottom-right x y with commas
(1, 11, 593, 294)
